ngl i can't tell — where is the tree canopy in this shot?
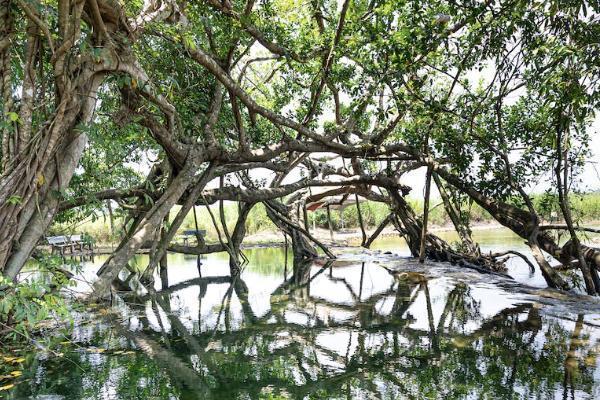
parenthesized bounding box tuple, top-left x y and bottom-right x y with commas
(0, 0, 599, 295)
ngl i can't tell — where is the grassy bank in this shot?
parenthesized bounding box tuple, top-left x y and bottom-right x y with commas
(49, 193, 600, 245)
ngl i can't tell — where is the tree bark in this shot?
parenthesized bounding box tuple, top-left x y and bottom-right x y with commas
(433, 172, 478, 255)
(355, 194, 367, 246)
(419, 166, 433, 263)
(554, 124, 599, 294)
(326, 204, 334, 241)
(92, 163, 199, 298)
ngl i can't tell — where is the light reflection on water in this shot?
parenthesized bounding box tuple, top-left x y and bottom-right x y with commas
(7, 231, 600, 399)
(369, 228, 555, 288)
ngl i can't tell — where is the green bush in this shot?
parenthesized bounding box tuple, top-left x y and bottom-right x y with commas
(0, 255, 76, 342)
(177, 202, 276, 240)
(58, 193, 600, 243)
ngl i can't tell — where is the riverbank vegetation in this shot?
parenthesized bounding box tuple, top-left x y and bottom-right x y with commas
(52, 193, 600, 245)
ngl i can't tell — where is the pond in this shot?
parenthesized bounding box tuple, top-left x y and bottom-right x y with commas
(4, 229, 600, 399)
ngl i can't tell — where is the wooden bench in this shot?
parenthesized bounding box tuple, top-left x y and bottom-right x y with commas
(182, 229, 206, 246)
(47, 234, 92, 256)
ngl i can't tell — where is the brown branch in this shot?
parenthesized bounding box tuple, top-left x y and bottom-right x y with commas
(204, 0, 308, 62)
(264, 201, 335, 259)
(364, 214, 394, 248)
(183, 42, 349, 149)
(490, 250, 536, 273)
(87, 0, 109, 40)
(59, 188, 149, 211)
(539, 225, 600, 234)
(302, 0, 351, 125)
(16, 0, 55, 54)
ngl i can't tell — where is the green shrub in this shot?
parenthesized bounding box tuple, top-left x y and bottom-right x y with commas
(0, 255, 76, 342)
(56, 193, 600, 242)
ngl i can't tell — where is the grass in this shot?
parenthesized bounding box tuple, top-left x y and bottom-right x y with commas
(49, 193, 600, 245)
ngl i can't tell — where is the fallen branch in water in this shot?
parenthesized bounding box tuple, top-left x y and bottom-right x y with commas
(489, 250, 537, 273)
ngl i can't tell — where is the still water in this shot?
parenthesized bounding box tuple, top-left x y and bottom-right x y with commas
(5, 230, 600, 399)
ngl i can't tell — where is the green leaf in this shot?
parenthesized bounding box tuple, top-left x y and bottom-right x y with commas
(7, 195, 22, 205)
(7, 112, 19, 122)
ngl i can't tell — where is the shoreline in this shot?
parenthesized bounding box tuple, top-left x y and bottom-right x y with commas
(91, 222, 509, 255)
(75, 221, 600, 255)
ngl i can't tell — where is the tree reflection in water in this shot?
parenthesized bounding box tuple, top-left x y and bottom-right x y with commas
(10, 257, 600, 399)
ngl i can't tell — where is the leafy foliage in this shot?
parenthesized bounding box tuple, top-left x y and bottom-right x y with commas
(0, 255, 77, 342)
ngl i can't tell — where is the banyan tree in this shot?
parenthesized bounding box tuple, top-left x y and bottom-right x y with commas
(0, 0, 599, 298)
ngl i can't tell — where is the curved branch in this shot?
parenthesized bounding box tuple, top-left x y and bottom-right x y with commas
(490, 250, 536, 273)
(59, 188, 149, 211)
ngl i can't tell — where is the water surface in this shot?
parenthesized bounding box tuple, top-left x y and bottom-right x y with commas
(5, 232, 600, 399)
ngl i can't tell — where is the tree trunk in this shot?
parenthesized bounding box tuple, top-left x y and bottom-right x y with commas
(92, 163, 199, 298)
(227, 202, 255, 275)
(0, 0, 150, 281)
(1, 68, 106, 280)
(419, 166, 433, 263)
(554, 125, 599, 294)
(432, 165, 590, 289)
(355, 194, 367, 246)
(3, 131, 88, 280)
(433, 173, 478, 255)
(159, 216, 169, 290)
(363, 214, 393, 248)
(265, 199, 321, 260)
(326, 204, 334, 241)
